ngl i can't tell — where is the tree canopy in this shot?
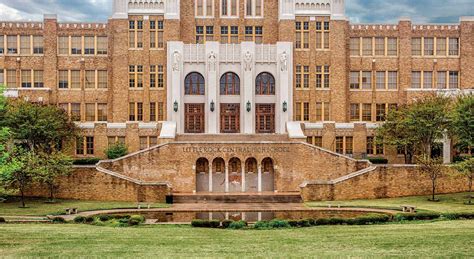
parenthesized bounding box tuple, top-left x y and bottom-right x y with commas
(451, 95, 474, 154)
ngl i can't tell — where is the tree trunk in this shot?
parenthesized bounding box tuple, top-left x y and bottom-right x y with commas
(469, 176, 473, 205)
(49, 183, 54, 202)
(431, 178, 436, 201)
(19, 187, 25, 208)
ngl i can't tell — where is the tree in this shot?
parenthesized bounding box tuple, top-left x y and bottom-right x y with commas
(453, 157, 474, 204)
(377, 96, 450, 163)
(1, 100, 79, 153)
(0, 149, 39, 207)
(105, 142, 128, 159)
(451, 95, 474, 155)
(416, 155, 445, 202)
(35, 151, 73, 202)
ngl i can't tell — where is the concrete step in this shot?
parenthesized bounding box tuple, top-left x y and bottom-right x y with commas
(172, 193, 303, 204)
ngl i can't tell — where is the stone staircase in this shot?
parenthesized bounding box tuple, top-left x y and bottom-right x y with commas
(172, 192, 303, 204)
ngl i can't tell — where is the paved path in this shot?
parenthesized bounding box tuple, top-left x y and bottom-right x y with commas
(57, 203, 399, 221)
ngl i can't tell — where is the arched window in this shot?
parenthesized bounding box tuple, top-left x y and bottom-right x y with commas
(255, 72, 275, 95)
(185, 72, 205, 95)
(220, 72, 240, 95)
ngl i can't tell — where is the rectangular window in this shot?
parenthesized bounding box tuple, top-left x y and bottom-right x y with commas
(20, 36, 30, 55)
(436, 37, 446, 56)
(85, 103, 95, 121)
(316, 21, 330, 49)
(71, 70, 81, 89)
(295, 21, 309, 49)
(295, 65, 302, 89)
(350, 103, 360, 121)
(97, 36, 108, 54)
(295, 102, 301, 121)
(129, 20, 143, 48)
(33, 36, 43, 54)
(350, 72, 360, 89)
(388, 71, 397, 89)
(21, 70, 32, 88)
(150, 20, 164, 49)
(129, 65, 143, 88)
(449, 38, 459, 56)
(361, 71, 371, 89)
(376, 103, 386, 122)
(0, 36, 4, 54)
(76, 137, 84, 155)
(86, 136, 94, 155)
(375, 37, 385, 56)
(362, 103, 372, 121)
(6, 70, 16, 88)
(437, 71, 447, 89)
(7, 36, 18, 54)
(97, 103, 107, 121)
(387, 37, 397, 56)
(150, 65, 164, 88)
(366, 137, 374, 155)
(58, 36, 68, 55)
(335, 136, 344, 154)
(303, 102, 309, 121)
(345, 137, 353, 155)
(158, 102, 164, 121)
(315, 102, 330, 121)
(424, 37, 434, 56)
(71, 103, 81, 121)
(376, 71, 385, 89)
(34, 70, 43, 88)
(58, 70, 68, 89)
(316, 66, 330, 89)
(350, 37, 360, 56)
(139, 137, 148, 150)
(245, 26, 263, 43)
(0, 70, 4, 85)
(129, 102, 143, 121)
(423, 71, 433, 88)
(303, 66, 309, 88)
(85, 70, 95, 89)
(84, 36, 95, 55)
(412, 38, 421, 56)
(71, 36, 82, 55)
(221, 0, 238, 16)
(411, 71, 421, 88)
(150, 102, 156, 121)
(362, 37, 372, 56)
(449, 71, 459, 89)
(98, 70, 107, 88)
(197, 0, 204, 16)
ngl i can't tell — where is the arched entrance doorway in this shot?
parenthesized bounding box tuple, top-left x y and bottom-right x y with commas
(245, 158, 258, 192)
(228, 157, 242, 192)
(212, 158, 225, 192)
(261, 157, 275, 192)
(195, 158, 209, 192)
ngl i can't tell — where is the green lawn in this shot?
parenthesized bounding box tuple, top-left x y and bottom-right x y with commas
(0, 198, 168, 216)
(307, 192, 474, 213)
(0, 221, 473, 257)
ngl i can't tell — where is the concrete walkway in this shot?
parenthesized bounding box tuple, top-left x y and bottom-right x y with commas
(56, 203, 399, 221)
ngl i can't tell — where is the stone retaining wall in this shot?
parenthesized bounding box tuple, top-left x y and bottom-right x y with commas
(301, 165, 468, 201)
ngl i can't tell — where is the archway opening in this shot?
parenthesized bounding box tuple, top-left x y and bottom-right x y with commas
(195, 158, 209, 192)
(245, 158, 258, 192)
(228, 157, 242, 192)
(212, 157, 226, 193)
(261, 157, 275, 192)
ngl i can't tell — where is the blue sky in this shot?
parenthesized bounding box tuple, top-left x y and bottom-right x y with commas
(0, 0, 472, 23)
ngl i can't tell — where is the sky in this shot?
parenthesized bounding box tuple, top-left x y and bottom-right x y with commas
(0, 0, 473, 23)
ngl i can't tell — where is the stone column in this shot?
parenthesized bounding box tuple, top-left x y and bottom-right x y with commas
(241, 164, 246, 192)
(225, 161, 229, 193)
(276, 42, 293, 134)
(167, 42, 184, 133)
(241, 42, 256, 134)
(443, 131, 452, 164)
(208, 162, 213, 192)
(205, 42, 219, 134)
(257, 163, 262, 192)
(353, 122, 368, 159)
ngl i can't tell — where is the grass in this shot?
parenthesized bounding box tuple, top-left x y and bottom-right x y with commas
(0, 198, 168, 216)
(307, 192, 474, 213)
(0, 221, 473, 257)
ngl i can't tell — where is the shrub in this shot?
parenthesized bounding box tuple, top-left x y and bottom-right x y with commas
(51, 217, 66, 224)
(228, 220, 247, 229)
(191, 219, 219, 228)
(442, 212, 474, 220)
(221, 220, 233, 229)
(105, 142, 128, 159)
(353, 214, 390, 225)
(268, 219, 290, 229)
(315, 218, 330, 225)
(413, 212, 441, 220)
(210, 220, 221, 228)
(99, 215, 111, 222)
(73, 216, 86, 223)
(0, 217, 5, 223)
(307, 218, 317, 226)
(368, 157, 389, 164)
(85, 216, 95, 223)
(73, 158, 101, 165)
(297, 219, 311, 227)
(328, 218, 345, 225)
(118, 218, 129, 224)
(288, 220, 299, 227)
(253, 221, 269, 229)
(130, 215, 145, 223)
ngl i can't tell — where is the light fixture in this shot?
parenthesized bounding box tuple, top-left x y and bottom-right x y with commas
(246, 101, 251, 112)
(210, 100, 215, 112)
(173, 101, 178, 112)
(283, 101, 288, 112)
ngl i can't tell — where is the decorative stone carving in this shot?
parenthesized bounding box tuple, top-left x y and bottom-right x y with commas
(280, 51, 288, 72)
(208, 51, 217, 72)
(172, 51, 181, 71)
(244, 51, 252, 71)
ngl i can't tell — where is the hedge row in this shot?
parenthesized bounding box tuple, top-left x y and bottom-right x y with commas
(73, 214, 145, 226)
(191, 219, 249, 229)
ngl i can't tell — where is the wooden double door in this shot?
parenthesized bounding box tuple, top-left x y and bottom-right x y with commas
(256, 104, 275, 134)
(220, 103, 240, 133)
(185, 103, 205, 133)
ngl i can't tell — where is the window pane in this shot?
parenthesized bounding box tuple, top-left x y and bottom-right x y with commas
(85, 70, 95, 88)
(20, 36, 30, 55)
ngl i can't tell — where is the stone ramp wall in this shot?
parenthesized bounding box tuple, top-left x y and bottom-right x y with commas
(25, 166, 171, 203)
(301, 165, 468, 201)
